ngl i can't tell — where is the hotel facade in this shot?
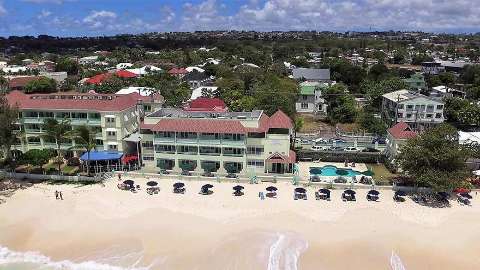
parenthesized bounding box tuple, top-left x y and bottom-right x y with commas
(6, 90, 163, 157)
(139, 108, 296, 176)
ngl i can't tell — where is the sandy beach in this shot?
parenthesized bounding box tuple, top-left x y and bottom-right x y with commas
(1, 176, 480, 270)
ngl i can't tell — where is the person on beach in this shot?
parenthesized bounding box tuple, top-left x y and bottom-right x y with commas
(118, 173, 122, 181)
(55, 190, 59, 200)
(59, 191, 63, 200)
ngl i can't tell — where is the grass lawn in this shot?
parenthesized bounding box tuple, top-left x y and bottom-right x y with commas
(367, 163, 398, 181)
(299, 114, 334, 134)
(62, 166, 79, 175)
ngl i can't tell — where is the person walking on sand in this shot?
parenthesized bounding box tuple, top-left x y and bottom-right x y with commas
(55, 190, 59, 200)
(59, 191, 63, 200)
(118, 173, 122, 181)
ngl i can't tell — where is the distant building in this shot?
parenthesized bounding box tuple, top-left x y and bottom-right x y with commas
(430, 85, 466, 98)
(39, 71, 67, 84)
(403, 73, 426, 91)
(385, 122, 417, 159)
(292, 68, 330, 81)
(182, 70, 212, 89)
(382, 89, 445, 130)
(184, 97, 228, 112)
(421, 62, 444, 75)
(190, 86, 218, 101)
(78, 56, 99, 65)
(8, 76, 41, 91)
(295, 81, 329, 115)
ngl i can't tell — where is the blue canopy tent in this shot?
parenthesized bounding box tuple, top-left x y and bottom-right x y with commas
(80, 151, 124, 173)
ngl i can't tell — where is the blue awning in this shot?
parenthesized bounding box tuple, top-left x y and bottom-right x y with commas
(80, 151, 123, 161)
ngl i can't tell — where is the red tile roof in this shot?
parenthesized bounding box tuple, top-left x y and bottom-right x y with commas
(185, 98, 227, 112)
(388, 122, 417, 139)
(6, 90, 147, 112)
(8, 76, 41, 89)
(85, 70, 137, 84)
(246, 113, 270, 133)
(268, 110, 293, 129)
(168, 67, 188, 75)
(150, 118, 246, 134)
(266, 150, 296, 164)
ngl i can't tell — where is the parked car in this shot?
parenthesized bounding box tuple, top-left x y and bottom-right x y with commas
(311, 145, 328, 151)
(328, 146, 344, 151)
(313, 138, 328, 144)
(329, 138, 347, 144)
(301, 139, 312, 145)
(344, 147, 360, 152)
(362, 147, 380, 153)
(372, 137, 386, 144)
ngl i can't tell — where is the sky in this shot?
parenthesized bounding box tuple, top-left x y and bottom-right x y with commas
(0, 0, 478, 37)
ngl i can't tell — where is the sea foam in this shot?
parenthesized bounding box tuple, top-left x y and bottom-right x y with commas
(266, 232, 308, 270)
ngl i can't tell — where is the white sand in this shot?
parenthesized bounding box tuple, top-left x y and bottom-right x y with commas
(1, 177, 480, 269)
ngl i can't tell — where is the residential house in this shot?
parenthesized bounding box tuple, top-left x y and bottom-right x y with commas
(430, 85, 466, 98)
(6, 90, 163, 157)
(39, 71, 68, 85)
(421, 62, 444, 75)
(385, 122, 417, 159)
(382, 89, 445, 130)
(79, 56, 99, 65)
(139, 109, 295, 176)
(292, 68, 330, 81)
(295, 81, 328, 115)
(168, 68, 188, 78)
(184, 98, 228, 112)
(190, 86, 218, 101)
(182, 70, 212, 89)
(125, 65, 162, 76)
(8, 76, 41, 91)
(403, 73, 426, 91)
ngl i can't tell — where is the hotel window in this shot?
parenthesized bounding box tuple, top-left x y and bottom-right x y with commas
(437, 105, 444, 110)
(427, 105, 434, 111)
(142, 141, 154, 148)
(398, 104, 404, 109)
(247, 160, 264, 167)
(155, 145, 176, 153)
(106, 117, 115, 123)
(108, 144, 117, 150)
(435, 113, 442, 118)
(95, 139, 103, 146)
(107, 131, 116, 136)
(397, 113, 403, 118)
(406, 105, 414, 110)
(144, 105, 152, 112)
(406, 114, 412, 118)
(247, 146, 264, 155)
(301, 103, 308, 109)
(302, 95, 308, 100)
(143, 156, 154, 161)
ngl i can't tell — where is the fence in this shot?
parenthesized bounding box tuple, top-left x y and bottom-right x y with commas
(3, 171, 101, 182)
(297, 150, 386, 163)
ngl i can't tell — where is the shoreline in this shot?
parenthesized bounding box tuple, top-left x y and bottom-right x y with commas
(1, 178, 480, 269)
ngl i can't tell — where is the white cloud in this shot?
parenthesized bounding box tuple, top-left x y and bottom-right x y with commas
(0, 2, 6, 16)
(37, 9, 52, 19)
(83, 10, 117, 29)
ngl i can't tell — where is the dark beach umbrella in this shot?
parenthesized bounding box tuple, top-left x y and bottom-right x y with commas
(146, 181, 158, 187)
(368, 190, 380, 195)
(295, 187, 306, 193)
(266, 186, 278, 192)
(395, 190, 407, 197)
(123, 180, 134, 187)
(202, 184, 214, 189)
(173, 182, 185, 188)
(319, 188, 330, 195)
(233, 185, 244, 191)
(460, 193, 473, 199)
(344, 189, 356, 195)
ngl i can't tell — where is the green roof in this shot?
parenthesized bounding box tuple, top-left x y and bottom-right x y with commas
(300, 85, 316, 95)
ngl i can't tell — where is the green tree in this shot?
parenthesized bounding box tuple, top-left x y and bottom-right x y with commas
(0, 76, 8, 93)
(252, 74, 298, 117)
(362, 77, 407, 110)
(24, 77, 57, 93)
(0, 94, 19, 160)
(438, 72, 456, 86)
(94, 75, 127, 94)
(357, 111, 387, 135)
(71, 125, 97, 176)
(292, 116, 304, 149)
(368, 64, 389, 81)
(56, 57, 79, 75)
(19, 149, 55, 169)
(42, 118, 72, 174)
(396, 124, 470, 191)
(324, 84, 357, 123)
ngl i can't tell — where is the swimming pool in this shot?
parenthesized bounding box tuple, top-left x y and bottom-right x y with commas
(309, 165, 362, 177)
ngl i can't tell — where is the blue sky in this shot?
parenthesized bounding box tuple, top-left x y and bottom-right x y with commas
(0, 0, 478, 37)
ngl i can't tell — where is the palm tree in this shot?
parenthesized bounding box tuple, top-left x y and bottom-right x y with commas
(292, 116, 304, 150)
(71, 125, 97, 176)
(42, 118, 72, 174)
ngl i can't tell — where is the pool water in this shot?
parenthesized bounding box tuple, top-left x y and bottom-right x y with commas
(310, 165, 362, 177)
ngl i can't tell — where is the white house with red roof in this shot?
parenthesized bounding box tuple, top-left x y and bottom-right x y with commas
(138, 108, 295, 176)
(386, 122, 417, 159)
(6, 90, 163, 158)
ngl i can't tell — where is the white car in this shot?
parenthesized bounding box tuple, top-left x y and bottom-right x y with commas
(313, 138, 328, 144)
(311, 145, 328, 151)
(344, 147, 360, 152)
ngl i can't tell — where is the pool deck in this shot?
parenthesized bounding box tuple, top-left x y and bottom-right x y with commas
(298, 161, 368, 182)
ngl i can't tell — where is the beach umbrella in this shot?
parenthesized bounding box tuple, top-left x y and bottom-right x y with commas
(294, 187, 306, 193)
(146, 181, 158, 187)
(344, 189, 356, 195)
(123, 180, 134, 187)
(319, 188, 330, 195)
(202, 184, 214, 189)
(395, 190, 407, 197)
(266, 186, 278, 192)
(368, 190, 380, 195)
(173, 182, 185, 188)
(233, 185, 244, 191)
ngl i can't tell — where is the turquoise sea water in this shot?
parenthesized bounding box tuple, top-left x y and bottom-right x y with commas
(310, 165, 362, 177)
